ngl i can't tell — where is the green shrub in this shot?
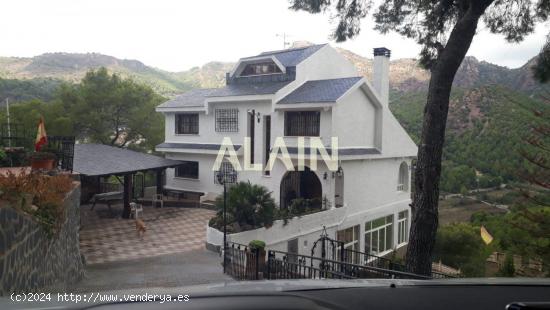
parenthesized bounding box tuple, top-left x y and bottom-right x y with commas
(433, 223, 493, 277)
(249, 240, 266, 250)
(497, 253, 516, 277)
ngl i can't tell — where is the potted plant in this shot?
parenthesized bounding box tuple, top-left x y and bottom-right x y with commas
(29, 152, 57, 170)
(247, 240, 267, 279)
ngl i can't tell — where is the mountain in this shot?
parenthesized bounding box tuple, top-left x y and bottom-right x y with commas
(335, 47, 543, 96)
(0, 45, 542, 98)
(0, 53, 197, 96)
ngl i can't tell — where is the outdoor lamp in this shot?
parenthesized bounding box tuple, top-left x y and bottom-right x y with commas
(216, 171, 224, 184)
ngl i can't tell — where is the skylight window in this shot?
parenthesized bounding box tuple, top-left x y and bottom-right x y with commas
(240, 62, 282, 76)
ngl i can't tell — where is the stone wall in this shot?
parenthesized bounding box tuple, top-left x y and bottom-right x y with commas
(0, 184, 84, 295)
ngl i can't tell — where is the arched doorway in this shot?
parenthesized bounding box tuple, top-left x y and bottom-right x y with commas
(280, 166, 322, 210)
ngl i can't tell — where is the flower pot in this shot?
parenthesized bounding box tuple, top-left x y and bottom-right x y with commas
(31, 158, 55, 170)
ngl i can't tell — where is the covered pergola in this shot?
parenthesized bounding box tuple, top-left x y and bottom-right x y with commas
(73, 143, 182, 218)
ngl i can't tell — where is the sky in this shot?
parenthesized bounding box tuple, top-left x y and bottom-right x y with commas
(0, 0, 548, 72)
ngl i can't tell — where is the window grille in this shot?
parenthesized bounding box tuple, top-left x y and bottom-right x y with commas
(284, 111, 320, 136)
(176, 113, 199, 134)
(215, 109, 239, 132)
(175, 161, 199, 179)
(214, 160, 238, 184)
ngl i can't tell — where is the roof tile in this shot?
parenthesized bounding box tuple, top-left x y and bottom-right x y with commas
(278, 77, 362, 104)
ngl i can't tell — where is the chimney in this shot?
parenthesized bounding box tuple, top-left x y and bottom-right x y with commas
(372, 47, 390, 106)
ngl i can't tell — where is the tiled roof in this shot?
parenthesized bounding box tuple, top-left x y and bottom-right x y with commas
(206, 80, 290, 97)
(158, 89, 218, 108)
(73, 144, 181, 176)
(243, 44, 326, 67)
(156, 142, 242, 151)
(157, 81, 290, 109)
(278, 77, 363, 104)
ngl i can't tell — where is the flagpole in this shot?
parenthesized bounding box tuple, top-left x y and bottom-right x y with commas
(6, 98, 10, 148)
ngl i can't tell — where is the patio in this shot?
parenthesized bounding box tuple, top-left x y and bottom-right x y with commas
(80, 203, 215, 265)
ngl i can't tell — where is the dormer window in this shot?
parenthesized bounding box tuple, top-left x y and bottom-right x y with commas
(240, 62, 282, 76)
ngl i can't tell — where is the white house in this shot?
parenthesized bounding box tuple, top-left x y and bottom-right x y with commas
(156, 44, 417, 257)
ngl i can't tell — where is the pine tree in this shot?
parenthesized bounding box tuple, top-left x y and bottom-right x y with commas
(289, 0, 550, 275)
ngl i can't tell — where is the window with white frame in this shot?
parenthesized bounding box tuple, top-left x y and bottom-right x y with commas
(240, 62, 282, 76)
(365, 215, 394, 254)
(397, 162, 409, 191)
(215, 108, 239, 132)
(337, 225, 360, 263)
(337, 225, 360, 252)
(398, 210, 409, 245)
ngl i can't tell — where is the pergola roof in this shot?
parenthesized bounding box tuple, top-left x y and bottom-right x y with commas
(73, 143, 181, 177)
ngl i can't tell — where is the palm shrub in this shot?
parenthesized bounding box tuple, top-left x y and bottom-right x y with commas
(209, 181, 275, 232)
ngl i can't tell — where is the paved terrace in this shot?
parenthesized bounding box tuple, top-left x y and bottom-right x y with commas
(80, 204, 215, 264)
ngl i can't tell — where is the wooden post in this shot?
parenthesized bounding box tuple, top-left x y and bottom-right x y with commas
(122, 174, 132, 219)
(155, 169, 163, 208)
(156, 169, 163, 195)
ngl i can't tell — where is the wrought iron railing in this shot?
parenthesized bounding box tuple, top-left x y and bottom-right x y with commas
(225, 242, 456, 281)
(46, 136, 75, 172)
(340, 248, 455, 279)
(225, 242, 262, 280)
(266, 249, 431, 280)
(0, 123, 30, 148)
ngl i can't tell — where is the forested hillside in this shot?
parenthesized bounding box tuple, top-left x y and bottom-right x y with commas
(0, 78, 63, 104)
(391, 85, 544, 192)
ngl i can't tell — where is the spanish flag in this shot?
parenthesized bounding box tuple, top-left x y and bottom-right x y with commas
(480, 225, 494, 245)
(35, 116, 47, 151)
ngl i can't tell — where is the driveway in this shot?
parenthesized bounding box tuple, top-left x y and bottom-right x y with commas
(73, 250, 232, 292)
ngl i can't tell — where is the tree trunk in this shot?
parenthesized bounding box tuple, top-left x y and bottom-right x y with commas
(405, 4, 491, 276)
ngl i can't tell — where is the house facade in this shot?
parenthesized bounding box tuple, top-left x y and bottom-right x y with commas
(156, 44, 417, 257)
